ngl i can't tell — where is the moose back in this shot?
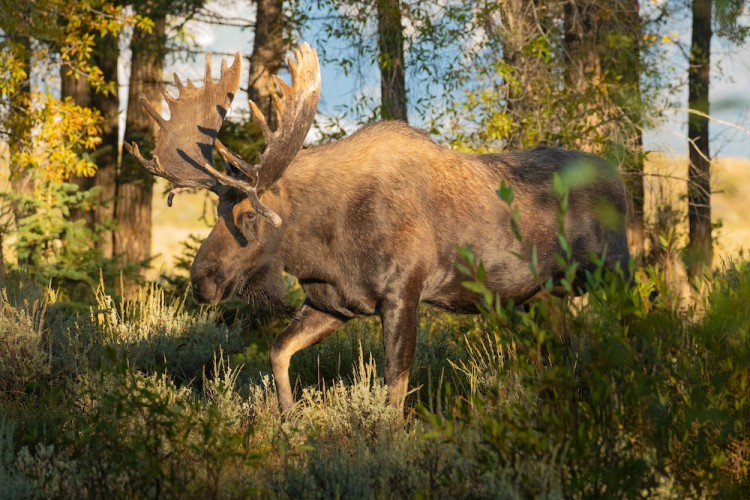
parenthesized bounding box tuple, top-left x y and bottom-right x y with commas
(125, 44, 630, 413)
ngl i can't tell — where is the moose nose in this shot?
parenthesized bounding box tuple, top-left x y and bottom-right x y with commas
(191, 279, 220, 305)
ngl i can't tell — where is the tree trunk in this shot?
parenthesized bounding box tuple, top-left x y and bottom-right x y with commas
(686, 0, 712, 277)
(606, 0, 645, 259)
(627, 0, 646, 261)
(61, 60, 95, 227)
(0, 232, 6, 285)
(248, 0, 285, 130)
(564, 1, 602, 90)
(115, 17, 166, 276)
(91, 33, 120, 259)
(376, 0, 407, 122)
(495, 0, 550, 149)
(563, 0, 603, 152)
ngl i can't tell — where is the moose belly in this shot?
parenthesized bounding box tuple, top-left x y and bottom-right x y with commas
(300, 279, 378, 318)
(423, 257, 543, 313)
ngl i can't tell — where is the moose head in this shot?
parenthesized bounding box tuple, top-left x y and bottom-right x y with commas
(125, 44, 321, 306)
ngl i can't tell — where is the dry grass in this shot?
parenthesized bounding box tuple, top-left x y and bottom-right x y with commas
(149, 178, 213, 279)
(643, 155, 750, 265)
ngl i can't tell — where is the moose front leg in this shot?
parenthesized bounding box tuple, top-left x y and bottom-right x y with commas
(270, 302, 346, 413)
(380, 295, 419, 413)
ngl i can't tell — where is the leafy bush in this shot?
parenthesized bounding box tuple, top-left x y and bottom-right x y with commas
(0, 258, 748, 498)
(419, 256, 750, 497)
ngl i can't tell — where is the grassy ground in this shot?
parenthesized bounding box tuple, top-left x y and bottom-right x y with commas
(1, 255, 749, 497)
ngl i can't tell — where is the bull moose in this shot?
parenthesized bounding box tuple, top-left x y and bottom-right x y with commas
(125, 44, 630, 414)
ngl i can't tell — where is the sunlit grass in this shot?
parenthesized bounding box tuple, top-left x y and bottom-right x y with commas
(1, 259, 749, 497)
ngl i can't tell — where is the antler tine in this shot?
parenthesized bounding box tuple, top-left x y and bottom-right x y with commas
(204, 52, 213, 89)
(173, 73, 184, 92)
(200, 160, 282, 227)
(124, 142, 160, 175)
(287, 54, 298, 80)
(157, 81, 175, 104)
(139, 95, 167, 129)
(272, 74, 292, 96)
(223, 52, 242, 78)
(215, 138, 260, 177)
(271, 93, 284, 125)
(249, 100, 273, 141)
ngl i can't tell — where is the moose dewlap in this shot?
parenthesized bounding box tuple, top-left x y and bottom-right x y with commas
(126, 43, 630, 414)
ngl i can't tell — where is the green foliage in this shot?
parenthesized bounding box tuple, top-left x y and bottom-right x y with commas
(1, 182, 115, 291)
(0, 259, 749, 496)
(421, 250, 750, 497)
(714, 0, 750, 43)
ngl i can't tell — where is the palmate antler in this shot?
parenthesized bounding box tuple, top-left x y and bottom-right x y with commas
(124, 43, 321, 227)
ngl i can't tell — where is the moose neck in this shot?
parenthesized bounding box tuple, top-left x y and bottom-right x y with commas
(264, 150, 339, 281)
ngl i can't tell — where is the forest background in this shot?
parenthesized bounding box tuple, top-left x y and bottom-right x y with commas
(1, 0, 749, 497)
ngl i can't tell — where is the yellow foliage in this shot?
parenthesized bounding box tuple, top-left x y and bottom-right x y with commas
(14, 93, 102, 184)
(0, 1, 139, 184)
(0, 49, 29, 98)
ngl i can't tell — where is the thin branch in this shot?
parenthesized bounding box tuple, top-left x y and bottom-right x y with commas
(673, 107, 750, 139)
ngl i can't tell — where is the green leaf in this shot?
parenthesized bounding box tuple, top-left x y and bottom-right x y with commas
(456, 245, 476, 266)
(496, 181, 515, 205)
(511, 206, 522, 242)
(552, 172, 565, 197)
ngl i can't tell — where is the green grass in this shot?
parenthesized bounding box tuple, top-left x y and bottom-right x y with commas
(1, 257, 749, 498)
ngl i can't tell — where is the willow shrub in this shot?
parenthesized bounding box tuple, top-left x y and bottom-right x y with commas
(0, 257, 748, 497)
(420, 255, 749, 497)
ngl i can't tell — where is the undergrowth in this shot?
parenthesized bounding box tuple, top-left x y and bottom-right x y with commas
(0, 257, 748, 498)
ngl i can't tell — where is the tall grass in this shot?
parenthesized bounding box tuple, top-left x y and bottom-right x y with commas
(0, 257, 748, 498)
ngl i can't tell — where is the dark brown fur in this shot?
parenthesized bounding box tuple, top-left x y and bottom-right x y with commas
(190, 121, 630, 413)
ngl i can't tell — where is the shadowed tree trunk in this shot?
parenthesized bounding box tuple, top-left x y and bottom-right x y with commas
(115, 16, 167, 276)
(248, 0, 284, 130)
(61, 59, 95, 227)
(606, 0, 645, 259)
(563, 0, 603, 152)
(376, 0, 407, 122)
(61, 33, 119, 258)
(91, 33, 120, 259)
(686, 0, 712, 277)
(61, 34, 119, 258)
(565, 0, 646, 260)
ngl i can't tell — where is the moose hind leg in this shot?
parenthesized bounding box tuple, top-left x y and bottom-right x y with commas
(270, 302, 345, 413)
(380, 295, 419, 413)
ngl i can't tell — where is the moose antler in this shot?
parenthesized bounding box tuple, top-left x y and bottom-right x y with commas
(124, 43, 321, 227)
